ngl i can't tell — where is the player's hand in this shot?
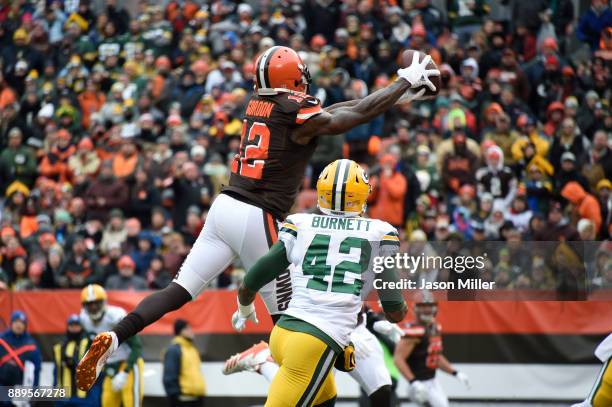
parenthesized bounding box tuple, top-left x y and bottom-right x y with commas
(111, 371, 129, 391)
(395, 88, 426, 104)
(372, 320, 404, 344)
(410, 380, 428, 403)
(397, 52, 440, 92)
(455, 370, 471, 389)
(231, 298, 258, 331)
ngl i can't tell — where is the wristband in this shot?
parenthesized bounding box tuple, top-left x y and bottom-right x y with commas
(237, 298, 254, 316)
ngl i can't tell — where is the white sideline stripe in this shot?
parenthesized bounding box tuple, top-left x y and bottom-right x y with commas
(39, 362, 599, 400)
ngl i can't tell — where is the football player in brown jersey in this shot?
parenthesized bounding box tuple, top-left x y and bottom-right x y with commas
(76, 46, 440, 394)
(394, 291, 470, 407)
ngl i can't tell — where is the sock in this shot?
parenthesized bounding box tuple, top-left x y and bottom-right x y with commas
(259, 361, 279, 382)
(113, 313, 144, 344)
(112, 282, 191, 344)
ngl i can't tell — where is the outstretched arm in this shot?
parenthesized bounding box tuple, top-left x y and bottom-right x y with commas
(292, 79, 411, 143)
(292, 53, 439, 143)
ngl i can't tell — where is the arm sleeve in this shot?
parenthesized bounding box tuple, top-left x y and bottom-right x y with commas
(378, 231, 407, 313)
(243, 242, 291, 292)
(124, 335, 143, 370)
(162, 344, 181, 397)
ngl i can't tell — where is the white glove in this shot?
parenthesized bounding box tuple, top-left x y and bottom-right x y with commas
(410, 380, 429, 403)
(397, 52, 440, 92)
(395, 88, 426, 104)
(372, 320, 404, 344)
(111, 371, 129, 391)
(11, 400, 29, 407)
(455, 371, 471, 389)
(231, 298, 258, 331)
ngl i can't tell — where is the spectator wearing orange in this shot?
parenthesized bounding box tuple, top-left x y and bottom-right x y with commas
(0, 71, 16, 110)
(78, 80, 106, 129)
(561, 181, 602, 236)
(38, 129, 75, 183)
(112, 139, 141, 181)
(368, 154, 407, 229)
(543, 102, 564, 137)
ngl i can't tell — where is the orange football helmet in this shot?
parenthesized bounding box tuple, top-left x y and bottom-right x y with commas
(254, 46, 311, 94)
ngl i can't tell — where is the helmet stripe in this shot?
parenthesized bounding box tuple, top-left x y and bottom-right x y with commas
(257, 46, 278, 89)
(333, 159, 350, 211)
(87, 284, 94, 301)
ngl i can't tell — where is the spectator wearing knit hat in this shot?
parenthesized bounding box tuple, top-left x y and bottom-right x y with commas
(106, 255, 147, 291)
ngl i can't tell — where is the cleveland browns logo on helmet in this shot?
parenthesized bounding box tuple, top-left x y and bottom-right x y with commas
(254, 46, 311, 94)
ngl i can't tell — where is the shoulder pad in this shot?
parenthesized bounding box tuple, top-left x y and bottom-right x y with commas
(400, 322, 426, 337)
(106, 305, 127, 321)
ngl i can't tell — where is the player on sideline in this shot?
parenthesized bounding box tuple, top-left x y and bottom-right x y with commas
(572, 333, 612, 407)
(394, 292, 470, 407)
(76, 46, 439, 392)
(79, 284, 144, 407)
(229, 159, 407, 406)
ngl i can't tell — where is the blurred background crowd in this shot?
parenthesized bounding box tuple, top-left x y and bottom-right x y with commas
(0, 0, 610, 293)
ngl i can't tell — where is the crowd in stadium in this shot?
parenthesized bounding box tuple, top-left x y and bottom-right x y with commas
(0, 0, 610, 293)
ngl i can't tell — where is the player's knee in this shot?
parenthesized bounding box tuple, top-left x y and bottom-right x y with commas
(369, 384, 392, 406)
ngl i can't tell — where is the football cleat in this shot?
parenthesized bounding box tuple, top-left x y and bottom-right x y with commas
(76, 331, 118, 391)
(222, 341, 271, 375)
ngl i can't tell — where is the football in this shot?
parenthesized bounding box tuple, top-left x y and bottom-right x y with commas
(401, 49, 441, 98)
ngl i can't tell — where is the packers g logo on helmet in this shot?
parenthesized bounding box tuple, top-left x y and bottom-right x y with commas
(317, 159, 370, 217)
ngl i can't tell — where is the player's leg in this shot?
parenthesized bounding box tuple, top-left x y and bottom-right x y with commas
(78, 195, 239, 391)
(266, 326, 337, 407)
(101, 375, 121, 407)
(236, 205, 291, 317)
(120, 358, 144, 407)
(223, 204, 289, 381)
(348, 324, 392, 405)
(426, 378, 449, 407)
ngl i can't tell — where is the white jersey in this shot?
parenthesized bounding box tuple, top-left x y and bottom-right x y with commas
(80, 305, 131, 364)
(278, 213, 400, 349)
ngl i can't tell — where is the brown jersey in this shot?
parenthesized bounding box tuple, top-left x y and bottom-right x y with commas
(400, 321, 443, 381)
(223, 90, 323, 219)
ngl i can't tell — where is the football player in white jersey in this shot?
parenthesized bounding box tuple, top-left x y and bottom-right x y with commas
(572, 333, 612, 407)
(228, 159, 408, 406)
(224, 305, 402, 406)
(80, 284, 144, 407)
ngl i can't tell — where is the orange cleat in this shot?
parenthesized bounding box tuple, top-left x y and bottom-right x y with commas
(76, 331, 118, 391)
(223, 341, 271, 375)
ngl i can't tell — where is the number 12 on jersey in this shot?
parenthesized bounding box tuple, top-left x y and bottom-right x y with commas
(231, 120, 270, 179)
